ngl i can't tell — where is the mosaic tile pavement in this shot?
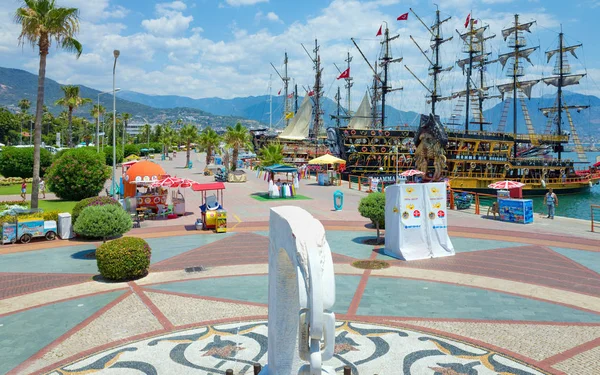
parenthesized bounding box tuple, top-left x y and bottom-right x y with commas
(0, 223, 599, 375)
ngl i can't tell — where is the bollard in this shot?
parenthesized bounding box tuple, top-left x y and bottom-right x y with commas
(253, 363, 262, 374)
(225, 370, 233, 375)
(343, 366, 351, 375)
(333, 190, 344, 211)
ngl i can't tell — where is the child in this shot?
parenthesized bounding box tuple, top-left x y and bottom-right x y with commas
(20, 179, 27, 201)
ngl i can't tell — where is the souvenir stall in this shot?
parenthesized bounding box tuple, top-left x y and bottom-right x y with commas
(307, 154, 346, 186)
(193, 182, 226, 231)
(123, 161, 168, 215)
(258, 164, 299, 199)
(488, 181, 532, 224)
(151, 177, 201, 217)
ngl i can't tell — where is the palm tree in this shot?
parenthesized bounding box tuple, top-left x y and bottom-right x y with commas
(91, 104, 105, 147)
(198, 128, 221, 167)
(55, 85, 91, 147)
(17, 98, 30, 145)
(158, 126, 174, 159)
(179, 124, 199, 167)
(223, 122, 252, 171)
(15, 0, 82, 209)
(141, 124, 151, 146)
(258, 142, 284, 167)
(121, 112, 131, 155)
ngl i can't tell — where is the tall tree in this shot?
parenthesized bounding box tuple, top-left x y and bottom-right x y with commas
(55, 85, 91, 147)
(158, 126, 174, 159)
(15, 0, 82, 209)
(91, 104, 105, 146)
(141, 124, 151, 146)
(121, 112, 131, 152)
(198, 127, 221, 167)
(17, 98, 30, 145)
(179, 124, 198, 167)
(223, 122, 252, 171)
(258, 142, 284, 167)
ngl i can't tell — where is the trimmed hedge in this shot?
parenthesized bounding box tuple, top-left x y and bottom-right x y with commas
(124, 144, 139, 158)
(73, 204, 132, 241)
(46, 148, 110, 201)
(96, 237, 151, 281)
(103, 146, 124, 166)
(72, 196, 120, 224)
(0, 147, 52, 178)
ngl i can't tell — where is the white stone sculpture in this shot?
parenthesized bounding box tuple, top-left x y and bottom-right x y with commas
(260, 206, 336, 375)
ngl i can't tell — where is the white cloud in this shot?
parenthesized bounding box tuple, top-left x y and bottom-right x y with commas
(142, 1, 194, 36)
(255, 11, 283, 24)
(225, 0, 268, 6)
(59, 0, 129, 20)
(156, 1, 188, 13)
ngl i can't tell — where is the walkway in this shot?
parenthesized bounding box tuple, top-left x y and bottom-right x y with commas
(0, 154, 598, 374)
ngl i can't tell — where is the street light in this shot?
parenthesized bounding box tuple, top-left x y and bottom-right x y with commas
(112, 50, 120, 199)
(97, 88, 120, 152)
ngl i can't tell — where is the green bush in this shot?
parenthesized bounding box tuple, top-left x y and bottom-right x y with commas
(124, 144, 139, 158)
(103, 146, 124, 166)
(72, 196, 120, 224)
(43, 210, 60, 222)
(46, 148, 110, 201)
(96, 237, 151, 281)
(73, 204, 132, 241)
(0, 147, 52, 178)
(358, 192, 386, 242)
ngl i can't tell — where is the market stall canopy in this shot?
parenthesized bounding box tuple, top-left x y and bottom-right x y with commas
(125, 160, 166, 184)
(308, 154, 346, 165)
(487, 180, 526, 190)
(122, 160, 139, 167)
(263, 164, 298, 173)
(192, 182, 226, 192)
(400, 169, 425, 177)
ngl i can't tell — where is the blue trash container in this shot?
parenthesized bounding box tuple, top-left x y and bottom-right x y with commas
(333, 190, 344, 211)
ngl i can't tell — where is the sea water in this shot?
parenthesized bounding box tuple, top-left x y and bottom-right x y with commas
(529, 151, 600, 220)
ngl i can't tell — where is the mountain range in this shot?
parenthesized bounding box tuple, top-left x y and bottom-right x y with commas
(0, 66, 598, 141)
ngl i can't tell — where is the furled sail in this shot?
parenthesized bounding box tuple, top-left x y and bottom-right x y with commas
(278, 95, 313, 140)
(457, 53, 491, 70)
(496, 79, 540, 100)
(542, 74, 586, 88)
(458, 26, 488, 42)
(347, 92, 372, 130)
(502, 21, 535, 40)
(540, 105, 590, 117)
(546, 44, 582, 63)
(497, 47, 538, 69)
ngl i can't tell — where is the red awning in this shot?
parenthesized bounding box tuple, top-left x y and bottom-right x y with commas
(191, 182, 226, 192)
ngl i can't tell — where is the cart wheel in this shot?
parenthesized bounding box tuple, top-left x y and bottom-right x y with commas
(45, 231, 56, 241)
(20, 234, 32, 244)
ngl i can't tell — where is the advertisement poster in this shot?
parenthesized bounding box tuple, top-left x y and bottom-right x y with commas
(423, 183, 455, 257)
(384, 185, 428, 261)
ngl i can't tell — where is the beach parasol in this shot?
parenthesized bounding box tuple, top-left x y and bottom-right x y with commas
(151, 177, 181, 187)
(172, 178, 200, 188)
(400, 169, 425, 177)
(308, 154, 346, 165)
(487, 180, 526, 190)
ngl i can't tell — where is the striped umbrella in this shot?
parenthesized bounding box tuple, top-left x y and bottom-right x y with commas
(400, 169, 425, 177)
(487, 180, 526, 190)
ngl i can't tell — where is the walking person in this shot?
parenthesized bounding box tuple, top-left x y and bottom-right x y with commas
(20, 179, 27, 201)
(39, 178, 46, 199)
(544, 188, 558, 219)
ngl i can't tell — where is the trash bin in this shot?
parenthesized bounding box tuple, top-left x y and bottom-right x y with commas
(195, 218, 203, 230)
(333, 190, 344, 211)
(58, 213, 74, 239)
(216, 210, 227, 233)
(188, 161, 193, 169)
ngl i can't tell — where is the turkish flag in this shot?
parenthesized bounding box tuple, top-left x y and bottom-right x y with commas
(376, 25, 382, 36)
(397, 12, 408, 21)
(464, 13, 471, 28)
(277, 89, 281, 95)
(337, 68, 350, 80)
(308, 90, 314, 96)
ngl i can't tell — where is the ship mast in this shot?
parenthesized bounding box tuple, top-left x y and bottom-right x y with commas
(268, 74, 272, 131)
(345, 52, 353, 117)
(539, 30, 588, 161)
(405, 7, 453, 117)
(302, 39, 324, 142)
(270, 53, 291, 128)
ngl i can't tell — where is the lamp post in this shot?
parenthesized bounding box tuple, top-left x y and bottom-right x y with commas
(97, 89, 119, 152)
(112, 50, 120, 199)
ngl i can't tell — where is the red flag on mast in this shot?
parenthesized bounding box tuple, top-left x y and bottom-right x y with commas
(337, 68, 350, 80)
(464, 13, 471, 28)
(397, 12, 408, 21)
(376, 25, 382, 36)
(277, 89, 281, 95)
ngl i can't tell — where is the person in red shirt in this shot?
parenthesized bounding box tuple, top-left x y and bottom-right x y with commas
(20, 179, 27, 201)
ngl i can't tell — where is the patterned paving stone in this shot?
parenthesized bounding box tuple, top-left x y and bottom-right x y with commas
(0, 273, 92, 300)
(145, 291, 268, 326)
(357, 277, 600, 322)
(378, 245, 600, 296)
(0, 245, 98, 274)
(550, 246, 600, 275)
(0, 291, 124, 375)
(22, 293, 163, 375)
(146, 233, 233, 264)
(553, 345, 600, 375)
(393, 320, 600, 361)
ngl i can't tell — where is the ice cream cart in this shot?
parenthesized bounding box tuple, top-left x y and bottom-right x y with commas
(1, 208, 57, 244)
(193, 182, 226, 231)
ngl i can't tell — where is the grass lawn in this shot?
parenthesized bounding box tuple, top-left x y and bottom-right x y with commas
(38, 200, 77, 213)
(250, 193, 312, 202)
(0, 184, 31, 195)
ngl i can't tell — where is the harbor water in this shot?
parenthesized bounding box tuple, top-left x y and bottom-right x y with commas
(530, 151, 600, 221)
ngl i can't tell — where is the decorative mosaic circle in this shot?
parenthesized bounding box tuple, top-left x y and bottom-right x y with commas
(48, 321, 548, 375)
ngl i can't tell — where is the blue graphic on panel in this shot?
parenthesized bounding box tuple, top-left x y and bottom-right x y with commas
(498, 199, 533, 224)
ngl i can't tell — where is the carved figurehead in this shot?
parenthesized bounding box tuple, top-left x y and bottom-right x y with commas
(414, 114, 448, 181)
(261, 206, 336, 375)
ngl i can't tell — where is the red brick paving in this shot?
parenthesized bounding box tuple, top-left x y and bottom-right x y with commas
(0, 273, 93, 300)
(151, 232, 355, 272)
(384, 245, 600, 296)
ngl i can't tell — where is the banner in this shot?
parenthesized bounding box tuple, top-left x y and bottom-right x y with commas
(423, 183, 455, 257)
(384, 183, 454, 261)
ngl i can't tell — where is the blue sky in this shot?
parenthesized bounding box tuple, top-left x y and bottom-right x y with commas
(1, 0, 599, 113)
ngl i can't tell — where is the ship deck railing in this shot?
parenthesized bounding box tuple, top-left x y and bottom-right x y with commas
(515, 134, 569, 143)
(592, 205, 600, 233)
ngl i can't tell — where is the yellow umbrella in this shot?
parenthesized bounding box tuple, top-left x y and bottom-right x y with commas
(308, 154, 346, 165)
